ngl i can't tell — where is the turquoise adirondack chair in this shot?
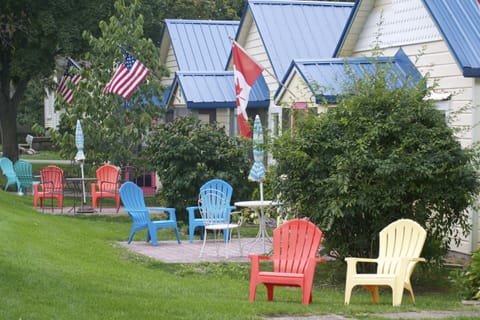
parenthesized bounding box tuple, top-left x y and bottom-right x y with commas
(186, 179, 236, 243)
(119, 181, 181, 246)
(14, 159, 37, 195)
(0, 157, 21, 192)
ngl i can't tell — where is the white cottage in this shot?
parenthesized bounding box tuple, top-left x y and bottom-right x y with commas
(332, 0, 480, 254)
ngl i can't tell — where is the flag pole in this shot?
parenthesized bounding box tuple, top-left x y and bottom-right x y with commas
(67, 57, 81, 70)
(229, 38, 298, 99)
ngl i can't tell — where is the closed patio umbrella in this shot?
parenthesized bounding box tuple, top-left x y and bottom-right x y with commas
(75, 120, 86, 204)
(248, 115, 268, 250)
(248, 115, 266, 197)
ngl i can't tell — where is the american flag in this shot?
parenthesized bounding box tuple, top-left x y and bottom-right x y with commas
(56, 60, 82, 104)
(103, 52, 150, 100)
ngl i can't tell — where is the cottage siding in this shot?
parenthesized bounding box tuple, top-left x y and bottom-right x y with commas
(277, 70, 316, 107)
(44, 89, 56, 129)
(163, 44, 178, 87)
(216, 108, 232, 134)
(342, 0, 479, 254)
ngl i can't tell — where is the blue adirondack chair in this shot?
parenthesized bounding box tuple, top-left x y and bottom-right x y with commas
(119, 181, 181, 246)
(186, 179, 236, 243)
(14, 159, 37, 195)
(0, 157, 21, 192)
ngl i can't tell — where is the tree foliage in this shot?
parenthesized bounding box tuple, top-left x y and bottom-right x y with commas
(145, 116, 255, 220)
(272, 64, 480, 263)
(141, 0, 245, 44)
(50, 0, 168, 172)
(0, 0, 114, 161)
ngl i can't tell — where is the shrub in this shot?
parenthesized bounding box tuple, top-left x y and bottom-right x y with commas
(144, 116, 255, 221)
(450, 249, 480, 300)
(272, 63, 480, 263)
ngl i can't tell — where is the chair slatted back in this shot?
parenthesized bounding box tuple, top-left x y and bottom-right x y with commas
(119, 182, 151, 225)
(198, 179, 233, 226)
(198, 189, 230, 225)
(40, 166, 64, 194)
(96, 164, 120, 191)
(377, 219, 427, 275)
(0, 157, 15, 177)
(14, 160, 33, 191)
(272, 219, 323, 274)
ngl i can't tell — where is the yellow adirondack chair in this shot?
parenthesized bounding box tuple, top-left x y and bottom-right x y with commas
(344, 219, 427, 306)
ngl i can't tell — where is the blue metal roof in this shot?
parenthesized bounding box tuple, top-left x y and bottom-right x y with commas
(171, 71, 270, 109)
(241, 0, 353, 80)
(164, 19, 239, 71)
(276, 49, 423, 104)
(422, 0, 480, 77)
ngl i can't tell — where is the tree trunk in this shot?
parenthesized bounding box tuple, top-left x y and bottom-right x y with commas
(0, 100, 19, 162)
(0, 80, 27, 163)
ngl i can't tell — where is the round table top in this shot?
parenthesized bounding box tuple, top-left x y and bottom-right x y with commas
(234, 200, 278, 207)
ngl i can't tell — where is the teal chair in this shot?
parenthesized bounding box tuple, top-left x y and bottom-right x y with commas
(14, 160, 37, 195)
(0, 157, 20, 192)
(186, 179, 236, 243)
(119, 181, 181, 246)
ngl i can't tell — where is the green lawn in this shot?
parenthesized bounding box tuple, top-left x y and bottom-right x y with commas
(0, 190, 478, 319)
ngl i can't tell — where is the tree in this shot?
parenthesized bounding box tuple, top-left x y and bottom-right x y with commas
(139, 0, 245, 45)
(272, 64, 480, 264)
(50, 0, 168, 171)
(0, 0, 114, 161)
(145, 116, 255, 220)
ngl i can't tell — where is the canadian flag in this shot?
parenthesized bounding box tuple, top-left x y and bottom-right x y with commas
(233, 41, 263, 138)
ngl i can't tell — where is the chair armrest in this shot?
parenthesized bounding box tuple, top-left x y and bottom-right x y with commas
(186, 206, 200, 220)
(149, 207, 177, 221)
(345, 257, 378, 275)
(248, 254, 271, 262)
(345, 257, 378, 264)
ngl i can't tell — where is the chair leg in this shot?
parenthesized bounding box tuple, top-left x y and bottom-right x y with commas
(392, 285, 404, 306)
(365, 285, 380, 304)
(266, 284, 274, 301)
(174, 227, 181, 244)
(189, 226, 195, 243)
(249, 282, 258, 302)
(302, 284, 314, 304)
(200, 229, 208, 257)
(236, 228, 243, 256)
(344, 283, 353, 305)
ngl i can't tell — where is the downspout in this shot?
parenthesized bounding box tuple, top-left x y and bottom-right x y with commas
(472, 77, 480, 252)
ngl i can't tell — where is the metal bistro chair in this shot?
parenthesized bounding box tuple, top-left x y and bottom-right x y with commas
(198, 186, 242, 258)
(187, 179, 236, 243)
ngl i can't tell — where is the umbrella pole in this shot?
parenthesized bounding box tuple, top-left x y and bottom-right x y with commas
(80, 162, 86, 204)
(259, 181, 266, 252)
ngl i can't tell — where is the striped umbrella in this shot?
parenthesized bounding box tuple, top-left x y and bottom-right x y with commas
(74, 120, 86, 203)
(74, 120, 85, 162)
(248, 115, 266, 201)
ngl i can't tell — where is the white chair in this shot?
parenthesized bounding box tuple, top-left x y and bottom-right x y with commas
(198, 187, 242, 258)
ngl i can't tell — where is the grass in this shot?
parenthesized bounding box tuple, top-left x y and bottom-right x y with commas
(1, 191, 479, 319)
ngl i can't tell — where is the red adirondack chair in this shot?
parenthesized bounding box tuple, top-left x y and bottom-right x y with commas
(249, 218, 326, 304)
(33, 165, 65, 212)
(91, 164, 121, 212)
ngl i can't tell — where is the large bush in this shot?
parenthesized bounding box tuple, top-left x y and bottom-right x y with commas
(272, 67, 480, 263)
(145, 116, 255, 220)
